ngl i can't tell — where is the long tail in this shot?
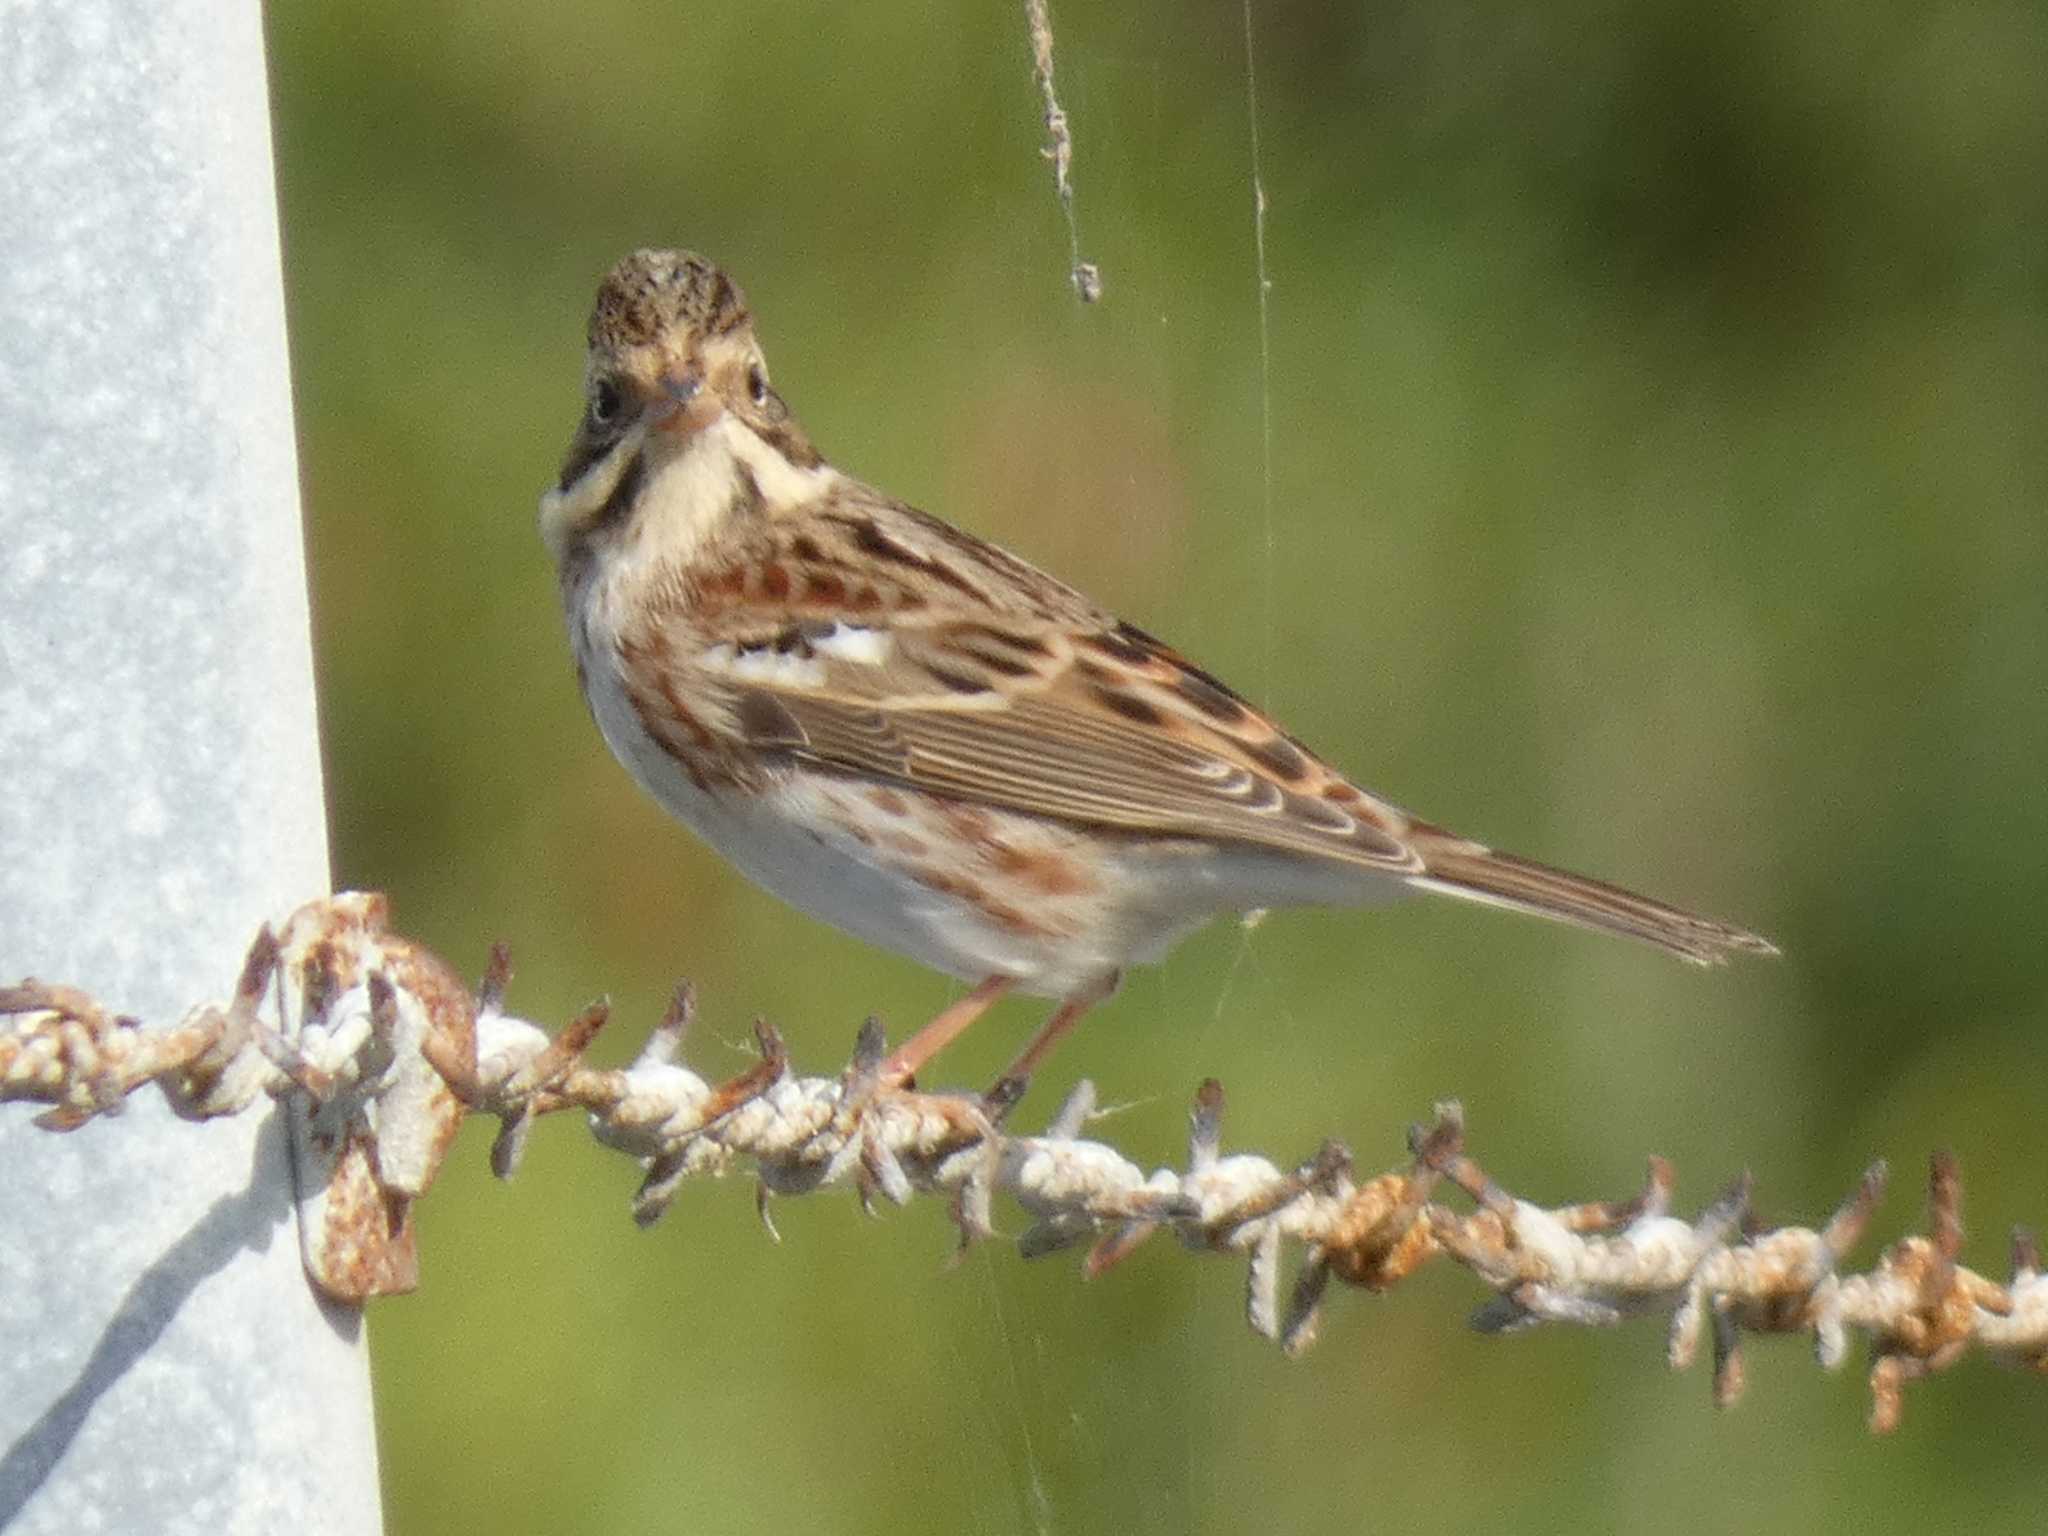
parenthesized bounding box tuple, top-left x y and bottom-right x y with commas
(1404, 830, 1777, 966)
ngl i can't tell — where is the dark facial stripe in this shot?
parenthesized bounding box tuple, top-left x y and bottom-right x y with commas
(757, 415, 822, 469)
(590, 450, 647, 533)
(731, 462, 765, 522)
(556, 423, 625, 494)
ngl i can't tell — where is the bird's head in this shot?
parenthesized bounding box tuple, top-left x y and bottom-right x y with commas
(541, 248, 818, 561)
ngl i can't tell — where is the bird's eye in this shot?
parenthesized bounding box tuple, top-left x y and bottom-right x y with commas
(747, 365, 770, 406)
(589, 378, 623, 426)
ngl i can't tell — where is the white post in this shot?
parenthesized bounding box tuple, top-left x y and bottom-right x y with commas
(0, 2, 382, 1531)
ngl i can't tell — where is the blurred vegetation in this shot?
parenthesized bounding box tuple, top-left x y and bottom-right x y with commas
(265, 1, 2047, 1530)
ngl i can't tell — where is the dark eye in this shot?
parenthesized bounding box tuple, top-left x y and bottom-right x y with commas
(589, 378, 622, 426)
(747, 365, 770, 405)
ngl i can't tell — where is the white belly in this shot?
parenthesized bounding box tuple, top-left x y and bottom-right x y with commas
(574, 617, 1404, 998)
(578, 633, 1126, 993)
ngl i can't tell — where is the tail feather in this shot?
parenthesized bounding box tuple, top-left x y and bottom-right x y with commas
(1405, 837, 1777, 966)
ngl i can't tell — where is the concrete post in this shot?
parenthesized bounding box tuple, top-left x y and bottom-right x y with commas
(0, 1, 383, 1530)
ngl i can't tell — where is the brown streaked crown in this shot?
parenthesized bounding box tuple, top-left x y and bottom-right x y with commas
(552, 249, 774, 498)
(589, 248, 752, 352)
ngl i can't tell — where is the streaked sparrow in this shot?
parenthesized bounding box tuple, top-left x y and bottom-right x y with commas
(540, 249, 1774, 1090)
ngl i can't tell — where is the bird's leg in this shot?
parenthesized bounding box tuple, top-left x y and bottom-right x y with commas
(879, 974, 1016, 1087)
(985, 972, 1119, 1108)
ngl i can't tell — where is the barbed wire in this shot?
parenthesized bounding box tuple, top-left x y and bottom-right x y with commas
(5, 893, 2042, 1433)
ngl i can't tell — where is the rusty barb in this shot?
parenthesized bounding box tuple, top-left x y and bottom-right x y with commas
(6, 894, 2044, 1432)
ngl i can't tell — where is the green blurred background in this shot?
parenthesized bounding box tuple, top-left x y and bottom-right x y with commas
(265, 1, 2047, 1530)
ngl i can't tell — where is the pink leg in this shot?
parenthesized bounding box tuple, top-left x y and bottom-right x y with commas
(996, 996, 1095, 1088)
(880, 974, 1016, 1086)
(985, 972, 1119, 1106)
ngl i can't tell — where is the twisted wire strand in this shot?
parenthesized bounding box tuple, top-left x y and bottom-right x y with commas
(5, 893, 2042, 1433)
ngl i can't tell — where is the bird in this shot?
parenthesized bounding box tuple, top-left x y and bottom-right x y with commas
(539, 248, 1775, 1095)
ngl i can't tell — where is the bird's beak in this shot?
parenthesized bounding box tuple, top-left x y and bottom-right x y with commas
(651, 366, 722, 439)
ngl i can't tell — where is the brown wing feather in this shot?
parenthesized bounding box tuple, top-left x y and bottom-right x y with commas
(753, 681, 1422, 871)
(669, 492, 1425, 873)
(1405, 831, 1777, 965)
(657, 484, 1773, 962)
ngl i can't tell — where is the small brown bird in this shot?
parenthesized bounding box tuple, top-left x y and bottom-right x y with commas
(541, 249, 1773, 1091)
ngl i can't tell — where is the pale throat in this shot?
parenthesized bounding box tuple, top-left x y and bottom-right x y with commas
(636, 412, 836, 556)
(544, 409, 835, 557)
(557, 411, 839, 631)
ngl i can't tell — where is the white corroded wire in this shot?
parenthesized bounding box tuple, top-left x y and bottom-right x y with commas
(4, 893, 2043, 1432)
